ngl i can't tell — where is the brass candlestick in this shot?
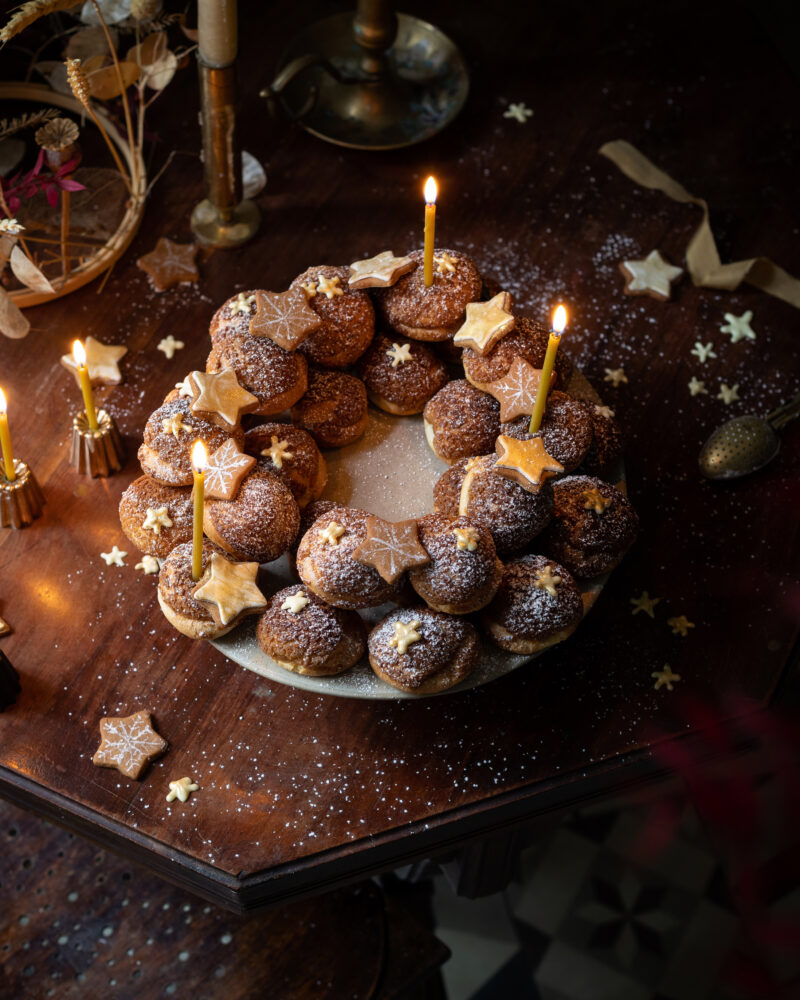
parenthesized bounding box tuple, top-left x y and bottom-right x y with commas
(190, 60, 260, 248)
(70, 409, 125, 478)
(261, 0, 469, 150)
(0, 459, 45, 529)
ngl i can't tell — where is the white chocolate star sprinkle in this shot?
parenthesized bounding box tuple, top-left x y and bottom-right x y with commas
(386, 342, 414, 367)
(157, 335, 184, 360)
(388, 619, 422, 655)
(534, 565, 561, 598)
(262, 436, 293, 468)
(453, 526, 479, 551)
(301, 281, 318, 297)
(667, 615, 695, 637)
(281, 591, 310, 614)
(166, 777, 199, 803)
(135, 555, 160, 575)
(630, 591, 661, 618)
(231, 291, 256, 315)
(101, 545, 127, 566)
(652, 664, 681, 691)
(603, 367, 628, 386)
(594, 405, 615, 418)
(620, 250, 683, 300)
(316, 275, 343, 299)
(435, 252, 458, 273)
(175, 377, 193, 397)
(691, 341, 717, 364)
(142, 506, 173, 535)
(503, 102, 533, 123)
(319, 522, 345, 546)
(721, 310, 756, 344)
(717, 383, 740, 405)
(161, 413, 193, 439)
(688, 376, 707, 396)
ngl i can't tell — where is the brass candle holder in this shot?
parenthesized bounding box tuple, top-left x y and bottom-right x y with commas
(0, 459, 45, 529)
(70, 409, 125, 478)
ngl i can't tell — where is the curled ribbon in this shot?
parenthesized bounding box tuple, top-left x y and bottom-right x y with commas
(599, 140, 800, 309)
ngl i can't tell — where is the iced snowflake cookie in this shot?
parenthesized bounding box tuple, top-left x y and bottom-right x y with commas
(367, 607, 480, 694)
(482, 554, 583, 654)
(256, 584, 367, 676)
(92, 710, 168, 779)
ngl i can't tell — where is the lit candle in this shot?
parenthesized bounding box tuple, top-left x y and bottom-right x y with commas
(0, 388, 15, 482)
(423, 175, 437, 287)
(529, 305, 567, 434)
(72, 340, 99, 431)
(191, 439, 208, 581)
(198, 0, 237, 67)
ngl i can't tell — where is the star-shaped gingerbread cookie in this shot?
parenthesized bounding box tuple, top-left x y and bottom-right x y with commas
(348, 251, 415, 289)
(249, 287, 322, 351)
(351, 515, 430, 584)
(453, 291, 516, 355)
(484, 355, 554, 422)
(92, 709, 168, 780)
(192, 552, 267, 626)
(137, 237, 199, 292)
(60, 335, 127, 386)
(619, 250, 683, 300)
(203, 439, 256, 500)
(494, 434, 564, 492)
(189, 368, 259, 428)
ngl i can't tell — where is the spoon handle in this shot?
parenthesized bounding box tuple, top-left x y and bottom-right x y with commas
(767, 393, 800, 431)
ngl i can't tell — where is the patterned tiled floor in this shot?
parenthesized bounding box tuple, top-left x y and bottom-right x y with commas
(429, 790, 800, 1000)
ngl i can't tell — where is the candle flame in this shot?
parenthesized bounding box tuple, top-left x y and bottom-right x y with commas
(73, 339, 86, 366)
(552, 305, 567, 335)
(424, 176, 438, 204)
(191, 439, 208, 472)
(0, 388, 6, 415)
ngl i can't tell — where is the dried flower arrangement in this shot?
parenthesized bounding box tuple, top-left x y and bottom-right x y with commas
(0, 0, 195, 336)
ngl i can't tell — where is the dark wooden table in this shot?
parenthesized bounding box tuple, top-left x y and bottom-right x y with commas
(1, 0, 798, 913)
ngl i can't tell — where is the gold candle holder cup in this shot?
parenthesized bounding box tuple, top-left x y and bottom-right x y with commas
(70, 408, 125, 478)
(0, 459, 45, 529)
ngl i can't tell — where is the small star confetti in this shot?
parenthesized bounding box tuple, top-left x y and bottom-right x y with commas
(137, 237, 198, 292)
(630, 591, 661, 618)
(436, 252, 458, 273)
(717, 383, 740, 404)
(385, 342, 414, 367)
(60, 335, 127, 385)
(319, 522, 345, 546)
(582, 487, 612, 514)
(389, 619, 422, 655)
(667, 615, 695, 637)
(485, 355, 551, 422)
(619, 250, 683, 300)
(688, 376, 707, 396)
(604, 367, 628, 386)
(250, 287, 321, 351)
(316, 274, 343, 298)
(533, 565, 561, 598)
(101, 545, 127, 566)
(503, 102, 533, 122)
(192, 553, 266, 626)
(652, 664, 681, 691)
(135, 555, 160, 575)
(92, 710, 167, 780)
(495, 435, 563, 492)
(453, 525, 479, 551)
(721, 310, 756, 344)
(166, 777, 199, 803)
(158, 335, 184, 360)
(453, 291, 516, 355)
(190, 368, 259, 427)
(348, 250, 415, 289)
(691, 341, 717, 364)
(281, 591, 309, 614)
(231, 291, 256, 315)
(161, 413, 193, 439)
(262, 435, 293, 469)
(142, 506, 172, 535)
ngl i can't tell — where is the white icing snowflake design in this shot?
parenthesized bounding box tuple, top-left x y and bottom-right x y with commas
(204, 439, 254, 500)
(96, 712, 166, 776)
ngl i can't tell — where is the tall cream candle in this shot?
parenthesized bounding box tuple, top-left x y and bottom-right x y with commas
(198, 0, 238, 67)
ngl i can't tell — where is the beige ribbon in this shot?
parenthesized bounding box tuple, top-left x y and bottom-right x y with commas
(599, 140, 800, 309)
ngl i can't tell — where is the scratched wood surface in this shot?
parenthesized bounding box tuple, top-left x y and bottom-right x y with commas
(0, 0, 798, 911)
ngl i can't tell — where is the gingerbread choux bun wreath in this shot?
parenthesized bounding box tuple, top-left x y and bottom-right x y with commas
(124, 247, 638, 697)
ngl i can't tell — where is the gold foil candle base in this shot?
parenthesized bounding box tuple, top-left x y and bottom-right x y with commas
(0, 459, 45, 529)
(70, 409, 125, 478)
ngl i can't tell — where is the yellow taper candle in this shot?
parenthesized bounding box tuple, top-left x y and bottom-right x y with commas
(423, 175, 437, 287)
(191, 439, 208, 581)
(0, 388, 16, 482)
(72, 340, 99, 431)
(529, 305, 567, 434)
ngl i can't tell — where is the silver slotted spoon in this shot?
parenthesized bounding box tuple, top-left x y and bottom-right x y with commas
(699, 392, 800, 480)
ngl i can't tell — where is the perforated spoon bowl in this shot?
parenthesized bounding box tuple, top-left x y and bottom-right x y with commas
(699, 393, 800, 480)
